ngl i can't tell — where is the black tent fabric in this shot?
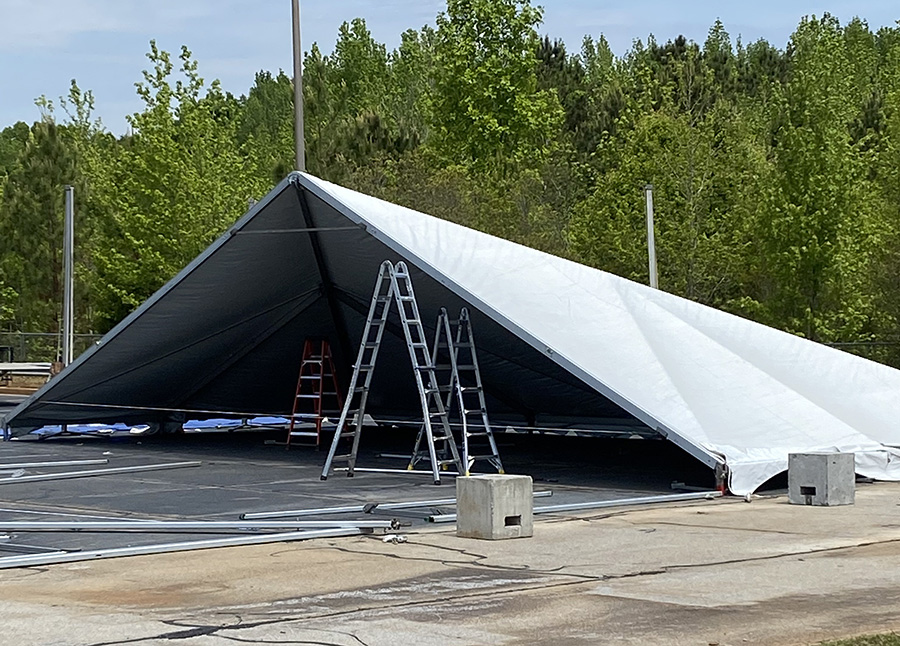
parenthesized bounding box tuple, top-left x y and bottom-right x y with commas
(2, 174, 641, 436)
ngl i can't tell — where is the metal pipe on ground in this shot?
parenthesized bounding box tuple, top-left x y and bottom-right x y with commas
(0, 519, 399, 532)
(0, 459, 108, 470)
(0, 542, 70, 554)
(0, 461, 202, 485)
(0, 528, 362, 570)
(242, 490, 554, 520)
(427, 491, 723, 523)
(0, 507, 141, 520)
(334, 467, 460, 476)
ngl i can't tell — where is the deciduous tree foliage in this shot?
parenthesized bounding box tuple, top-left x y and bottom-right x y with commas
(3, 5, 900, 366)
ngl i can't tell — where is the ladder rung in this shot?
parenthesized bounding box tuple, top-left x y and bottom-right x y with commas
(292, 413, 321, 419)
(398, 295, 415, 301)
(296, 394, 325, 399)
(432, 364, 476, 370)
(290, 431, 319, 437)
(466, 431, 491, 437)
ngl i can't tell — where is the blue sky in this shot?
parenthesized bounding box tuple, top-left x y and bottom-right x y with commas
(0, 1, 897, 134)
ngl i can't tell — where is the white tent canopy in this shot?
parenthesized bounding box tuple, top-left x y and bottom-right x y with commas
(5, 172, 900, 494)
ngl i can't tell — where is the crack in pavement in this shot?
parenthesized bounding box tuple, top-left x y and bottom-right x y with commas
(80, 536, 900, 645)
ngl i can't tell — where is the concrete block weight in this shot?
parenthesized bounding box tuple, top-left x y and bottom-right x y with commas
(456, 474, 534, 540)
(788, 452, 855, 506)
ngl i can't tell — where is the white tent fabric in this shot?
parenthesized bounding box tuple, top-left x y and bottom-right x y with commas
(307, 174, 900, 495)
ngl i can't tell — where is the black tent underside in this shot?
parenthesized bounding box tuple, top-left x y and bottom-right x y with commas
(4, 178, 655, 439)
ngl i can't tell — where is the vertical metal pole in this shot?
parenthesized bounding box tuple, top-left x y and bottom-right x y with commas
(63, 185, 74, 366)
(644, 184, 658, 290)
(291, 0, 306, 172)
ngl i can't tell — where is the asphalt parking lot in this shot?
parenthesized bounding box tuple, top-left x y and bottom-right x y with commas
(0, 425, 713, 558)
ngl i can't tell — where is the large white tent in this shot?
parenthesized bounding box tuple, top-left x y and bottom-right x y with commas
(5, 172, 900, 494)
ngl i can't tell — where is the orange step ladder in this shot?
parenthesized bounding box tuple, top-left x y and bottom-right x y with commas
(286, 338, 343, 448)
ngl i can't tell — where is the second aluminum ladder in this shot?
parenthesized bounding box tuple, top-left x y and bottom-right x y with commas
(411, 307, 503, 475)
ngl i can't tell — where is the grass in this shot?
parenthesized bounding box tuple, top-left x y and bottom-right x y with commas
(822, 635, 900, 646)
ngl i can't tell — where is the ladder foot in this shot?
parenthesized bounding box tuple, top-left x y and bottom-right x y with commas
(320, 475, 328, 481)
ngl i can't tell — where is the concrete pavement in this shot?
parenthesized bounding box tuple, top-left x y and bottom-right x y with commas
(2, 483, 900, 645)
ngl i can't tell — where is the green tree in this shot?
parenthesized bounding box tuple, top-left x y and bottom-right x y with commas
(755, 15, 878, 341)
(569, 101, 768, 307)
(429, 0, 563, 173)
(0, 119, 81, 333)
(90, 42, 264, 328)
(238, 70, 295, 184)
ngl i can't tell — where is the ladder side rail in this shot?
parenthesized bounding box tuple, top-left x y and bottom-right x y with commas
(321, 261, 394, 479)
(344, 263, 396, 474)
(443, 308, 469, 471)
(420, 301, 464, 475)
(286, 339, 314, 448)
(453, 311, 473, 473)
(314, 340, 326, 445)
(324, 342, 345, 411)
(391, 263, 443, 484)
(459, 307, 504, 474)
(409, 308, 449, 467)
(393, 262, 465, 483)
(415, 311, 464, 476)
(441, 308, 461, 415)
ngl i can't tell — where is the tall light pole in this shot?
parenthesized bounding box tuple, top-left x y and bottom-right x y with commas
(291, 0, 306, 172)
(644, 184, 658, 290)
(62, 186, 74, 366)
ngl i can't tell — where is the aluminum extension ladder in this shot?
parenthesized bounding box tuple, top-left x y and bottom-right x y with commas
(320, 261, 464, 484)
(410, 307, 503, 476)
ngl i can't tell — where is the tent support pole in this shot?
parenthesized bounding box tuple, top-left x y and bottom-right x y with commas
(295, 185, 353, 391)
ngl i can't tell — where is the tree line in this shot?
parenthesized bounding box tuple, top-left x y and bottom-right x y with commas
(2, 0, 900, 364)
